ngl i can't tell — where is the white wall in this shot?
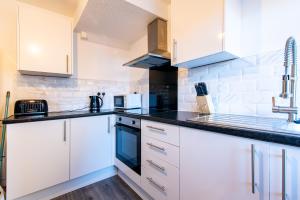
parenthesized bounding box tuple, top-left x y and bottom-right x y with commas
(127, 34, 150, 107)
(242, 0, 300, 56)
(0, 0, 18, 116)
(76, 34, 141, 82)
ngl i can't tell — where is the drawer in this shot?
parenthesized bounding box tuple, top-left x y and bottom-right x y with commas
(142, 150, 179, 178)
(142, 120, 179, 146)
(142, 136, 179, 167)
(141, 164, 179, 200)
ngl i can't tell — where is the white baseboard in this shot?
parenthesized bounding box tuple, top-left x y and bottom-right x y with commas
(16, 166, 117, 200)
(117, 170, 153, 200)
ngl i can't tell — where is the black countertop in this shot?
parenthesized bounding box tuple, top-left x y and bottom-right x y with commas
(2, 109, 115, 124)
(3, 109, 300, 147)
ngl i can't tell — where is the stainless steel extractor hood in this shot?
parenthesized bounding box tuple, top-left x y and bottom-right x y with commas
(123, 18, 171, 68)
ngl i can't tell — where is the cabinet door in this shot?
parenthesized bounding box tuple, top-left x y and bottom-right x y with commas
(7, 120, 70, 200)
(171, 0, 223, 65)
(180, 127, 269, 200)
(70, 115, 113, 179)
(270, 144, 300, 200)
(18, 3, 72, 76)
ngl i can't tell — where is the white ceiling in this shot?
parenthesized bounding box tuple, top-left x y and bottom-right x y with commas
(74, 0, 157, 49)
(17, 0, 80, 16)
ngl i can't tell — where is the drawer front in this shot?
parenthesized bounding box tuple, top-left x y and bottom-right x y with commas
(142, 136, 179, 167)
(142, 150, 178, 179)
(141, 164, 179, 200)
(142, 120, 179, 146)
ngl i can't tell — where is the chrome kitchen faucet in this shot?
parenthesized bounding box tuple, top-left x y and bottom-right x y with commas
(272, 37, 298, 122)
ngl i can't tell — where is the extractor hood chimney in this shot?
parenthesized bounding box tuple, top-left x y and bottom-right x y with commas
(123, 18, 171, 68)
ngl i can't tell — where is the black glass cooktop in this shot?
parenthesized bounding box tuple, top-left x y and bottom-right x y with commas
(114, 108, 172, 116)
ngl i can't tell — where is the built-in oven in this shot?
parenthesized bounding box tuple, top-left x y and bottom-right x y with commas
(115, 115, 141, 175)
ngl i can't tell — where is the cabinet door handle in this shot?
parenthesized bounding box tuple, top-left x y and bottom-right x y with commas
(146, 126, 165, 132)
(282, 149, 287, 200)
(172, 39, 177, 63)
(63, 120, 67, 142)
(146, 160, 165, 172)
(66, 54, 69, 73)
(251, 144, 256, 194)
(107, 116, 111, 133)
(146, 177, 165, 192)
(146, 142, 165, 152)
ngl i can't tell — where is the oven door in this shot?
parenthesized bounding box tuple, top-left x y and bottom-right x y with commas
(114, 96, 125, 108)
(115, 123, 141, 175)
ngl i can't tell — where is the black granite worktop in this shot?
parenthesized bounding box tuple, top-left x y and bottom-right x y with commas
(2, 109, 115, 124)
(3, 109, 300, 147)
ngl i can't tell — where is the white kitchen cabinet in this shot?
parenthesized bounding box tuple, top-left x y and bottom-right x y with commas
(141, 120, 180, 200)
(269, 144, 300, 200)
(141, 136, 179, 200)
(17, 3, 73, 77)
(6, 119, 70, 200)
(180, 127, 269, 200)
(70, 115, 114, 179)
(141, 120, 179, 146)
(171, 0, 242, 68)
(142, 135, 179, 168)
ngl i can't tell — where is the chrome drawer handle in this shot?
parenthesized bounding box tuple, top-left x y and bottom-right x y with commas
(146, 126, 165, 132)
(251, 144, 256, 194)
(146, 160, 165, 172)
(146, 142, 165, 152)
(146, 177, 165, 192)
(63, 120, 67, 142)
(282, 149, 287, 200)
(107, 116, 111, 133)
(66, 54, 69, 73)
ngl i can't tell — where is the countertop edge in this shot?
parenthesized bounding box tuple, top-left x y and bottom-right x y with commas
(2, 111, 115, 124)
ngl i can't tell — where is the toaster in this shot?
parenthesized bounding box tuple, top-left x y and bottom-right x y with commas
(14, 99, 48, 116)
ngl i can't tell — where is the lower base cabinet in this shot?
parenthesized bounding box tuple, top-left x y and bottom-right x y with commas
(70, 115, 113, 179)
(6, 115, 114, 200)
(7, 120, 70, 200)
(180, 127, 270, 200)
(141, 120, 180, 200)
(270, 144, 300, 200)
(141, 149, 179, 200)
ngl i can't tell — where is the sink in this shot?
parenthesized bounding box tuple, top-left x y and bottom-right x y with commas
(188, 114, 299, 133)
(277, 123, 300, 133)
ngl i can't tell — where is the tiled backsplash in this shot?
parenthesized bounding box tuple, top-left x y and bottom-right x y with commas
(178, 48, 300, 118)
(13, 73, 142, 112)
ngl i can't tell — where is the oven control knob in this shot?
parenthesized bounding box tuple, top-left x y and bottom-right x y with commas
(118, 117, 122, 121)
(132, 120, 136, 125)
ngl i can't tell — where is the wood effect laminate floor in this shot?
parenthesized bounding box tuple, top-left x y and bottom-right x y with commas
(52, 176, 142, 200)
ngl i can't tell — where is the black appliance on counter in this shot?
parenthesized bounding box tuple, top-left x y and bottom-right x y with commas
(115, 115, 141, 175)
(149, 66, 178, 110)
(89, 92, 105, 111)
(14, 99, 48, 116)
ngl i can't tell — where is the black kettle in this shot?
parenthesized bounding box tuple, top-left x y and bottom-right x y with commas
(89, 92, 105, 111)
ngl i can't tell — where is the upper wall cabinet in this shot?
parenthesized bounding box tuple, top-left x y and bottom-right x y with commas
(17, 3, 73, 77)
(171, 0, 242, 68)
